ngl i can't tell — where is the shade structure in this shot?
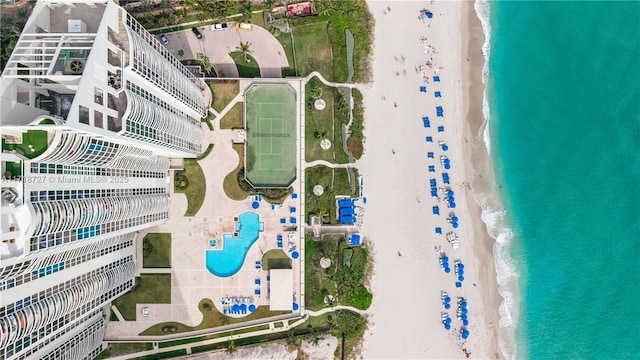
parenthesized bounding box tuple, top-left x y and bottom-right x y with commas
(435, 227, 442, 234)
(248, 304, 256, 312)
(270, 269, 293, 310)
(433, 76, 440, 82)
(420, 86, 427, 92)
(438, 126, 445, 132)
(339, 207, 355, 216)
(455, 282, 462, 288)
(426, 136, 433, 142)
(280, 218, 286, 224)
(338, 199, 353, 207)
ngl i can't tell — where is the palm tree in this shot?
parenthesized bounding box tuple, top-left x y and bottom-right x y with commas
(285, 330, 298, 348)
(236, 41, 253, 63)
(240, 1, 253, 23)
(224, 338, 237, 354)
(195, 53, 213, 74)
(315, 0, 334, 17)
(317, 209, 329, 223)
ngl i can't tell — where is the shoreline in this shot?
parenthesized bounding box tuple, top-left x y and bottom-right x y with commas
(359, 1, 503, 358)
(460, 0, 504, 359)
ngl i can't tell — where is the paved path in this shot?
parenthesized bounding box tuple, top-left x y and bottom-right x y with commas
(305, 72, 359, 89)
(303, 159, 358, 169)
(139, 268, 172, 274)
(163, 24, 288, 78)
(110, 305, 125, 322)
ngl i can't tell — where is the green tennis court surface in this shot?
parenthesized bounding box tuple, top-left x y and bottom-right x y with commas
(244, 84, 297, 187)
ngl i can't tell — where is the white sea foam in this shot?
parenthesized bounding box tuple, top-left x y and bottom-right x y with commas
(474, 1, 520, 359)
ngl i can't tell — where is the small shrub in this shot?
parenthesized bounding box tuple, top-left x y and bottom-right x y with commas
(309, 86, 323, 99)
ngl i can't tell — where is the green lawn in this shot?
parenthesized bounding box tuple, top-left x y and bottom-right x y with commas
(305, 166, 358, 225)
(230, 52, 261, 78)
(304, 77, 335, 163)
(304, 235, 339, 310)
(4, 161, 21, 178)
(261, 249, 292, 270)
(208, 80, 239, 113)
(220, 102, 244, 129)
(142, 233, 171, 268)
(2, 130, 49, 159)
(291, 22, 334, 80)
(222, 144, 250, 201)
(336, 241, 372, 310)
(276, 32, 297, 77)
(174, 159, 206, 217)
(111, 275, 171, 321)
(140, 299, 289, 335)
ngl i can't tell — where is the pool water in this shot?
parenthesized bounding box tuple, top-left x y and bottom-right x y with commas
(206, 212, 263, 277)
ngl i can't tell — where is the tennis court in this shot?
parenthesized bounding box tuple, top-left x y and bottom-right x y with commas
(244, 84, 297, 188)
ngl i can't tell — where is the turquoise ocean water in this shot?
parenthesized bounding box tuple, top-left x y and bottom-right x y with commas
(481, 1, 640, 358)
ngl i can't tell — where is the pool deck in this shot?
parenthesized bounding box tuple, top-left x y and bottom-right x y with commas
(105, 79, 305, 338)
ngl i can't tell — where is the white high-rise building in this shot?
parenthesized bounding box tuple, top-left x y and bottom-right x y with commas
(0, 1, 205, 359)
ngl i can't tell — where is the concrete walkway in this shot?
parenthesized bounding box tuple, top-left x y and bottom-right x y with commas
(110, 305, 126, 322)
(139, 268, 172, 274)
(303, 159, 358, 169)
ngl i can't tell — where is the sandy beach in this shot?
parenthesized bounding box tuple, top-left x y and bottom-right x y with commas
(358, 1, 503, 359)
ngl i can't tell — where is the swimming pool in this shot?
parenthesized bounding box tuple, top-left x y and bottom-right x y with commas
(206, 212, 263, 277)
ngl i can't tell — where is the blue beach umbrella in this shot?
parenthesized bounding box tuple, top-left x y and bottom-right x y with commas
(446, 318, 452, 324)
(292, 251, 299, 259)
(461, 301, 467, 308)
(461, 330, 469, 339)
(252, 201, 259, 209)
(456, 282, 462, 288)
(445, 267, 451, 273)
(444, 296, 451, 302)
(444, 303, 451, 309)
(458, 276, 464, 281)
(442, 256, 449, 262)
(427, 11, 433, 18)
(248, 304, 256, 312)
(293, 302, 299, 311)
(459, 264, 465, 270)
(459, 269, 464, 275)
(445, 324, 451, 330)
(462, 308, 468, 314)
(452, 223, 459, 228)
(462, 319, 469, 326)
(450, 203, 456, 208)
(442, 145, 449, 151)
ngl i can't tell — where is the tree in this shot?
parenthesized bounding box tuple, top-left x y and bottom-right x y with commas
(315, 0, 334, 17)
(177, 49, 185, 58)
(195, 53, 213, 74)
(285, 330, 298, 348)
(240, 0, 253, 22)
(236, 41, 253, 63)
(224, 338, 237, 354)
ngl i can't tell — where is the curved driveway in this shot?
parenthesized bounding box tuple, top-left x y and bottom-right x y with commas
(163, 24, 289, 78)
